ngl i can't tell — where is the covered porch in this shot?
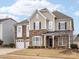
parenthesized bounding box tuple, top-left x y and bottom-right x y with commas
(43, 31, 72, 49)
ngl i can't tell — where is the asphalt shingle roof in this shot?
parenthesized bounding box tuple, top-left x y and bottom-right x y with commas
(52, 10, 72, 19)
(0, 18, 16, 22)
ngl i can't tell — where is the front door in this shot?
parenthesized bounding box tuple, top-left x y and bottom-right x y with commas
(46, 36, 52, 48)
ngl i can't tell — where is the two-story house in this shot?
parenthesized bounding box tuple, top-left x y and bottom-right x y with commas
(0, 18, 16, 45)
(15, 8, 74, 48)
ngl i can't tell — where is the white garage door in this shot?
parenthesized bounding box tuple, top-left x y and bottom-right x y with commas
(16, 39, 29, 48)
(16, 39, 24, 48)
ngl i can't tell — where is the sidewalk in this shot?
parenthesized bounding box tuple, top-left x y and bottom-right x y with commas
(0, 48, 23, 55)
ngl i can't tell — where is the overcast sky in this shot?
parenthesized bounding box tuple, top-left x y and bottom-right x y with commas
(0, 0, 79, 35)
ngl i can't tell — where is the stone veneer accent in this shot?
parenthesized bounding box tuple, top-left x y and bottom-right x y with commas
(29, 29, 47, 46)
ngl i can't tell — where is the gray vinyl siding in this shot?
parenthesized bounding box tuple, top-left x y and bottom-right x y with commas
(2, 19, 16, 44)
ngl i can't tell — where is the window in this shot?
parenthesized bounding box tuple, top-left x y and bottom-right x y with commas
(26, 25, 29, 37)
(35, 21, 39, 30)
(33, 21, 41, 30)
(59, 21, 67, 30)
(17, 25, 22, 37)
(32, 36, 42, 46)
(58, 37, 65, 46)
(48, 21, 53, 30)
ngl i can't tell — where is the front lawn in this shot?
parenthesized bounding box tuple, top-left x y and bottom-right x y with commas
(9, 49, 79, 59)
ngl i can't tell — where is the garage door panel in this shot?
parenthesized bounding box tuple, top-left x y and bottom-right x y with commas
(16, 39, 29, 48)
(16, 42, 24, 48)
(16, 39, 24, 48)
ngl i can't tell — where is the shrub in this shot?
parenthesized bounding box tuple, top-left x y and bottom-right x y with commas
(28, 46, 45, 49)
(77, 34, 79, 37)
(9, 43, 15, 48)
(70, 44, 78, 49)
(34, 46, 38, 48)
(28, 46, 33, 48)
(34, 46, 39, 48)
(3, 44, 9, 48)
(41, 46, 45, 48)
(0, 40, 3, 45)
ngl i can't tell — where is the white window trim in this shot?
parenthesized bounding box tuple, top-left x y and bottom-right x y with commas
(48, 21, 53, 30)
(60, 21, 66, 23)
(26, 25, 29, 37)
(17, 25, 22, 37)
(36, 14, 39, 19)
(35, 21, 40, 30)
(59, 21, 66, 30)
(32, 36, 42, 46)
(58, 37, 65, 46)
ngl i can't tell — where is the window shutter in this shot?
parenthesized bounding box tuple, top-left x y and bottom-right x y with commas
(65, 22, 67, 30)
(15, 26, 17, 38)
(23, 25, 25, 37)
(39, 22, 41, 29)
(59, 23, 60, 30)
(34, 22, 35, 30)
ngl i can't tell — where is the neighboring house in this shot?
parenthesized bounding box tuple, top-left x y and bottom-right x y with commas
(0, 18, 16, 45)
(73, 35, 79, 48)
(15, 8, 74, 48)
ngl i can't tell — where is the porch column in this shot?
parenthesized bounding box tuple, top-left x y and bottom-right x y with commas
(44, 35, 46, 48)
(69, 35, 71, 48)
(52, 36, 54, 48)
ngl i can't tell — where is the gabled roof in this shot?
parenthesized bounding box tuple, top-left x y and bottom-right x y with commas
(16, 8, 73, 26)
(39, 8, 55, 19)
(29, 9, 46, 20)
(29, 8, 73, 21)
(0, 18, 16, 22)
(18, 19, 29, 24)
(40, 8, 48, 13)
(52, 10, 72, 19)
(16, 19, 29, 25)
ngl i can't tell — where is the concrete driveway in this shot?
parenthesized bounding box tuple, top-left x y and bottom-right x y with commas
(0, 48, 22, 55)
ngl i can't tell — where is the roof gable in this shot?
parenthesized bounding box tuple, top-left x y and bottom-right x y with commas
(40, 8, 55, 19)
(52, 10, 72, 19)
(29, 10, 46, 21)
(16, 19, 29, 25)
(0, 18, 16, 22)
